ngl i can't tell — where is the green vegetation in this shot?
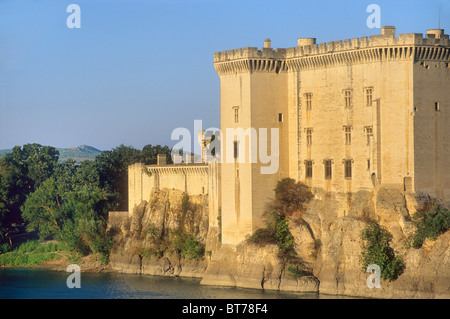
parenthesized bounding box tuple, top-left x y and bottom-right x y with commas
(411, 199, 450, 249)
(171, 228, 205, 260)
(249, 178, 313, 277)
(144, 223, 205, 261)
(0, 145, 102, 163)
(359, 222, 405, 281)
(143, 194, 205, 261)
(271, 178, 314, 218)
(0, 142, 173, 266)
(0, 240, 62, 266)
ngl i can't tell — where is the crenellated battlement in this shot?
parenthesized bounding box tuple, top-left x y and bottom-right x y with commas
(214, 27, 450, 74)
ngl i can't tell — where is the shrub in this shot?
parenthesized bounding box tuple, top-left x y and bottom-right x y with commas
(359, 222, 405, 281)
(411, 203, 450, 249)
(171, 228, 204, 260)
(271, 178, 313, 217)
(248, 228, 277, 246)
(248, 179, 314, 277)
(144, 224, 168, 258)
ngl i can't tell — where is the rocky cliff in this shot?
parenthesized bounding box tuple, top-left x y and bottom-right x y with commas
(108, 189, 209, 278)
(108, 187, 450, 298)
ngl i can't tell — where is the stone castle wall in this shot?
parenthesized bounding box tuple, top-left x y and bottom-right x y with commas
(214, 26, 450, 245)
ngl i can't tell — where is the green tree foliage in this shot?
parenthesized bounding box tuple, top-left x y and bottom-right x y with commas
(0, 144, 59, 246)
(249, 179, 312, 277)
(1, 142, 174, 264)
(171, 227, 205, 260)
(95, 144, 173, 211)
(10, 143, 59, 189)
(359, 222, 405, 281)
(411, 200, 450, 249)
(95, 144, 141, 211)
(140, 144, 173, 165)
(21, 166, 113, 262)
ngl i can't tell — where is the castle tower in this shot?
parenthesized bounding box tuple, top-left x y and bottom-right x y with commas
(214, 27, 450, 245)
(214, 39, 290, 246)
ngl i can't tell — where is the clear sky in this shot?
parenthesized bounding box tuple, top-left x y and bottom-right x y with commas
(0, 0, 448, 151)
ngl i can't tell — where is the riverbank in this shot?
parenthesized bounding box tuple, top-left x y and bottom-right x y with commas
(1, 252, 114, 274)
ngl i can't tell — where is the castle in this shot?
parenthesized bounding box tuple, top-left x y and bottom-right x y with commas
(113, 26, 450, 249)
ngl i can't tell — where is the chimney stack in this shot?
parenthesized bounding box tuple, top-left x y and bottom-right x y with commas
(157, 154, 167, 166)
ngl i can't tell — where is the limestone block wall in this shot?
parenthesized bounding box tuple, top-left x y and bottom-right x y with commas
(127, 162, 211, 217)
(214, 26, 450, 245)
(413, 60, 450, 201)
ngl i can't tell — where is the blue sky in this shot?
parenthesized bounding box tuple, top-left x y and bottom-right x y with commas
(0, 0, 448, 151)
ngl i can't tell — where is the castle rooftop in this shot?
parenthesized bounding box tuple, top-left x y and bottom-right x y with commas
(214, 26, 450, 63)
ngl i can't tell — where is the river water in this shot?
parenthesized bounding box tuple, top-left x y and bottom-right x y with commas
(0, 268, 327, 299)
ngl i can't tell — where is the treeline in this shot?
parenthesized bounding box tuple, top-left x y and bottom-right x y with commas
(0, 143, 172, 262)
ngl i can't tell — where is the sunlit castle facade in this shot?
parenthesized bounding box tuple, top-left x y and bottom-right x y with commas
(214, 26, 450, 245)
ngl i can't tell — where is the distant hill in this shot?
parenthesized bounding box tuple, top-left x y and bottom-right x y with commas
(57, 145, 103, 162)
(0, 145, 103, 162)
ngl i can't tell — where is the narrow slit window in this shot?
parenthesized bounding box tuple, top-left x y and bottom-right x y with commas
(435, 102, 440, 112)
(305, 160, 313, 179)
(306, 128, 313, 146)
(365, 88, 373, 107)
(365, 126, 373, 145)
(305, 93, 312, 111)
(345, 160, 352, 179)
(233, 106, 239, 123)
(278, 113, 283, 122)
(233, 140, 238, 159)
(344, 126, 352, 145)
(324, 160, 332, 180)
(344, 90, 352, 108)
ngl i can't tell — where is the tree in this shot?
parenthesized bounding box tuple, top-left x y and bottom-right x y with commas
(95, 144, 174, 211)
(9, 143, 59, 189)
(0, 144, 59, 245)
(21, 169, 114, 261)
(271, 178, 314, 217)
(21, 177, 65, 240)
(140, 144, 173, 165)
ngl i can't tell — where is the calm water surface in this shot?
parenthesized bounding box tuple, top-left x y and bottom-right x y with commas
(0, 268, 326, 299)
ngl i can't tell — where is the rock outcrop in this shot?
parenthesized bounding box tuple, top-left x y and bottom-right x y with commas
(298, 187, 450, 298)
(108, 186, 450, 298)
(200, 242, 319, 293)
(108, 189, 209, 278)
